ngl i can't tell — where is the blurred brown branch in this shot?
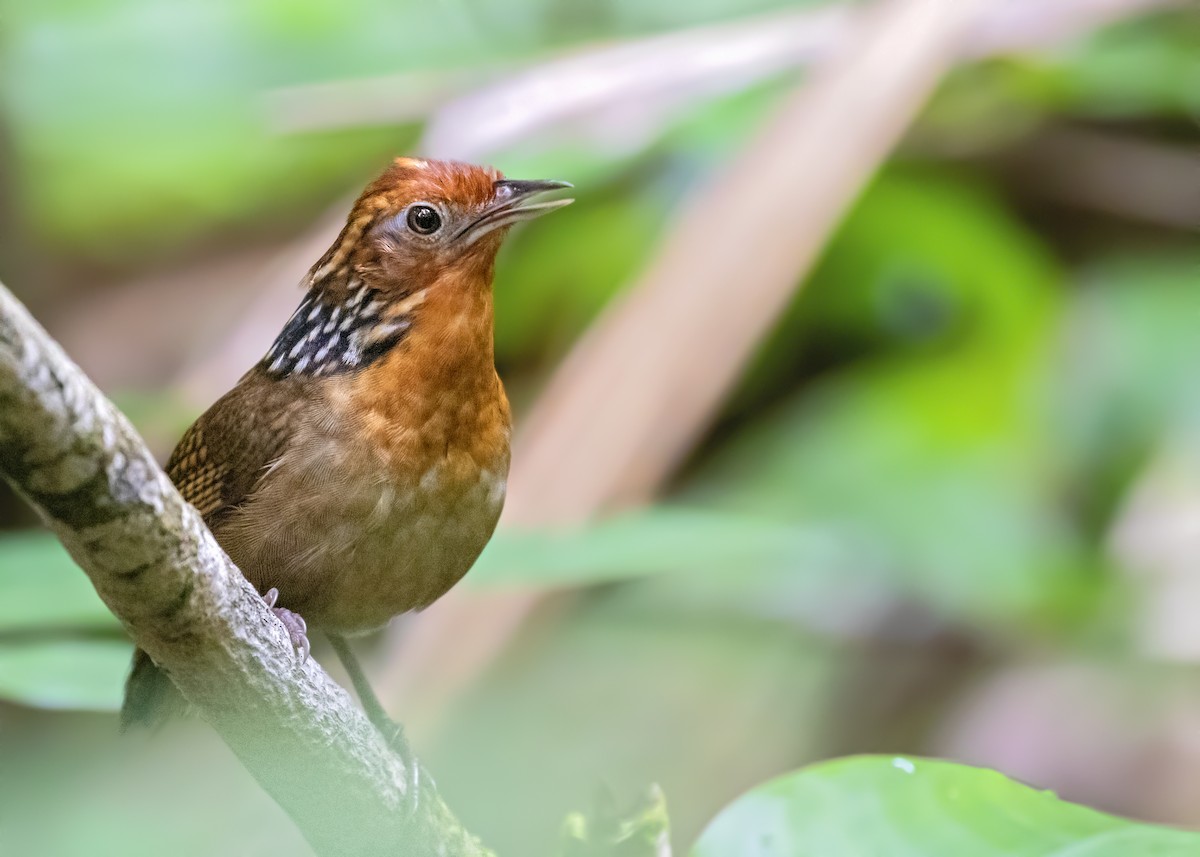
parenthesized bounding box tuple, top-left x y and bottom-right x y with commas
(263, 0, 1183, 154)
(996, 126, 1200, 230)
(266, 69, 477, 136)
(376, 0, 1187, 732)
(381, 0, 989, 733)
(0, 281, 493, 857)
(505, 0, 988, 519)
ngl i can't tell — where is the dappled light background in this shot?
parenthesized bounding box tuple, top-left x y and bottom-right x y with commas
(2, 0, 1199, 854)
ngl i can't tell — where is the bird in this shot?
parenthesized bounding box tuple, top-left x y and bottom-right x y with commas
(121, 157, 573, 781)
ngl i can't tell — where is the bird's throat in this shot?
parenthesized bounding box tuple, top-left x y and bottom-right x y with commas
(261, 282, 423, 379)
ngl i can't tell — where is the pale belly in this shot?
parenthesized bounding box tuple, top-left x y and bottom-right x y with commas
(215, 453, 508, 632)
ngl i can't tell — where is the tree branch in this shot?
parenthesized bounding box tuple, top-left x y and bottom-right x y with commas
(0, 280, 494, 856)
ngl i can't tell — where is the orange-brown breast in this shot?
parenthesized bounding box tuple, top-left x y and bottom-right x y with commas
(346, 278, 510, 486)
(213, 276, 511, 632)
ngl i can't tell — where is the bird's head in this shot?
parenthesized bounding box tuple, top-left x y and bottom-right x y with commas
(310, 157, 572, 296)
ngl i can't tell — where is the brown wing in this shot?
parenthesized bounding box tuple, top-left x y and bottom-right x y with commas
(166, 370, 310, 529)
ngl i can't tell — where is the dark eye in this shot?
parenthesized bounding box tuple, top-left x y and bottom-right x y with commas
(406, 204, 442, 235)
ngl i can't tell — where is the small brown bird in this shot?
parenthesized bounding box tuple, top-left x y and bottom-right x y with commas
(122, 157, 572, 763)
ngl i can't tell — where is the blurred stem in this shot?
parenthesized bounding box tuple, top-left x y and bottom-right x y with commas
(561, 786, 672, 857)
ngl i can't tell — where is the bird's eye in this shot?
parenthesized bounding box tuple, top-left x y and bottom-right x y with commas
(406, 204, 442, 235)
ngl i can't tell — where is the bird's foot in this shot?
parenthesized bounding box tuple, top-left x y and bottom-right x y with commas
(378, 717, 438, 817)
(262, 588, 310, 661)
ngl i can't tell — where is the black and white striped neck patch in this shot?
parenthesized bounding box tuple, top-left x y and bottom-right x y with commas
(260, 281, 414, 378)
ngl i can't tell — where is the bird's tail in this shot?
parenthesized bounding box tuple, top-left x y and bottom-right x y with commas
(120, 648, 185, 731)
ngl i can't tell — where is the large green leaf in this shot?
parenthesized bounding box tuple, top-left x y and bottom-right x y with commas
(470, 509, 848, 589)
(0, 531, 118, 633)
(0, 639, 131, 711)
(693, 756, 1200, 856)
(0, 531, 127, 710)
(0, 510, 835, 606)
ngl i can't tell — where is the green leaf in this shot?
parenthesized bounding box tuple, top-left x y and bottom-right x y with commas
(693, 756, 1200, 856)
(0, 639, 131, 711)
(0, 532, 118, 633)
(468, 509, 849, 590)
(0, 531, 126, 711)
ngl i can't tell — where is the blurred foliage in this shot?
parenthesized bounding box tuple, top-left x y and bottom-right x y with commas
(679, 169, 1097, 630)
(0, 640, 131, 712)
(1048, 12, 1200, 118)
(0, 0, 817, 264)
(0, 717, 307, 856)
(0, 533, 126, 711)
(1, 1, 1199, 855)
(560, 785, 670, 857)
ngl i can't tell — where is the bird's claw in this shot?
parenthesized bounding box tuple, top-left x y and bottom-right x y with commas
(262, 588, 310, 661)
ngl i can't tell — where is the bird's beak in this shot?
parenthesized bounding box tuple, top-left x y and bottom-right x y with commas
(459, 179, 574, 244)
